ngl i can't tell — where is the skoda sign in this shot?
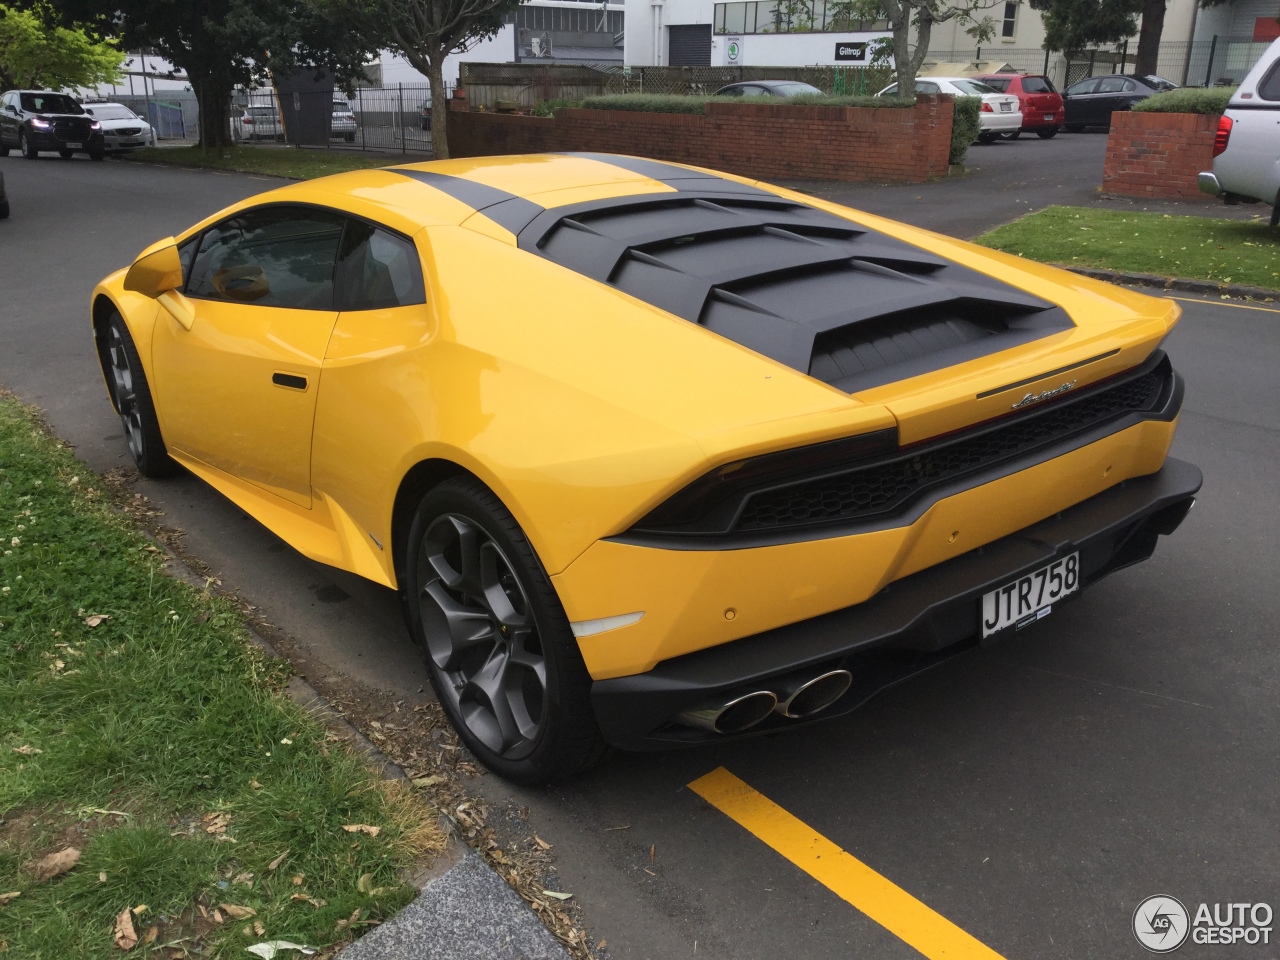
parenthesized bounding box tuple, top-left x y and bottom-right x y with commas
(725, 37, 743, 64)
(835, 41, 867, 61)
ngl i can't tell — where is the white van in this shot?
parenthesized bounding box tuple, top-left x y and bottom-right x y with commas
(1199, 36, 1280, 225)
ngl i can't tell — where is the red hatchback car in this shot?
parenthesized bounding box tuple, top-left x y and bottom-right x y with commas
(973, 74, 1064, 139)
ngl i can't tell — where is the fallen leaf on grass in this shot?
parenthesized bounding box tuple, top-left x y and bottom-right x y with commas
(245, 941, 316, 959)
(220, 903, 256, 920)
(341, 824, 380, 837)
(84, 614, 111, 628)
(0, 892, 19, 907)
(253, 921, 266, 937)
(141, 927, 157, 946)
(113, 908, 138, 950)
(11, 746, 41, 756)
(130, 904, 148, 916)
(27, 847, 81, 883)
(411, 775, 445, 789)
(267, 850, 289, 871)
(202, 812, 231, 835)
(290, 893, 326, 908)
(534, 836, 552, 851)
(232, 872, 254, 887)
(541, 890, 573, 901)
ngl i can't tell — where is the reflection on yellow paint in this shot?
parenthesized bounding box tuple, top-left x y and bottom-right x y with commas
(688, 767, 1009, 960)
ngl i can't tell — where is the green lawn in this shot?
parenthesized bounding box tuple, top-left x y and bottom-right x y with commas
(975, 206, 1280, 290)
(120, 145, 413, 181)
(0, 395, 439, 958)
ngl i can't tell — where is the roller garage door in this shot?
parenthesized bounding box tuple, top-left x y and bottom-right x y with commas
(668, 25, 712, 66)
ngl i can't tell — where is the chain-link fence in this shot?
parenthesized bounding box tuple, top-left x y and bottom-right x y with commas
(106, 94, 199, 142)
(231, 84, 445, 154)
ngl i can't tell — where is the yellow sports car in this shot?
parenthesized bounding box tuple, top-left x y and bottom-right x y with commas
(92, 154, 1201, 782)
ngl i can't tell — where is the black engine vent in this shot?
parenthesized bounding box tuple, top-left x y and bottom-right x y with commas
(519, 192, 1073, 392)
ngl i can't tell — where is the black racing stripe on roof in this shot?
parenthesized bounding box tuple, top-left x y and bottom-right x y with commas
(392, 169, 545, 233)
(562, 153, 772, 195)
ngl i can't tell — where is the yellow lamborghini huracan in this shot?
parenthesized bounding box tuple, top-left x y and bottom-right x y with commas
(92, 154, 1200, 782)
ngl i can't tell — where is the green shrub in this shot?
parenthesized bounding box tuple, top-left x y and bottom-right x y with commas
(1132, 86, 1236, 115)
(950, 96, 981, 165)
(577, 93, 916, 114)
(531, 98, 581, 117)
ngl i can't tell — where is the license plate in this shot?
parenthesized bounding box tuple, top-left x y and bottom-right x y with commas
(981, 553, 1079, 637)
(1000, 103, 1012, 112)
(65, 142, 82, 149)
(1043, 113, 1055, 121)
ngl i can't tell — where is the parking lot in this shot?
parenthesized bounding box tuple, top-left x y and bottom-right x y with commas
(1, 140, 1277, 959)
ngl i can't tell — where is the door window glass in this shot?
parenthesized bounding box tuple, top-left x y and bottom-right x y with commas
(1066, 79, 1099, 96)
(187, 207, 345, 309)
(1120, 79, 1138, 92)
(333, 221, 425, 311)
(1097, 77, 1126, 94)
(915, 81, 940, 94)
(1259, 60, 1280, 100)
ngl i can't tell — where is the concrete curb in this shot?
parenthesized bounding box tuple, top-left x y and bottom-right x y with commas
(151, 554, 569, 959)
(1061, 264, 1280, 301)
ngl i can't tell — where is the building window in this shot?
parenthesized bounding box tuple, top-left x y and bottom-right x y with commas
(712, 0, 886, 34)
(1000, 1, 1017, 39)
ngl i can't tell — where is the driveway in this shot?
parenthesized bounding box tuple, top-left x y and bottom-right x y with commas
(1, 151, 1276, 960)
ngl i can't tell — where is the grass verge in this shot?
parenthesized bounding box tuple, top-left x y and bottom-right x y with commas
(120, 146, 408, 181)
(0, 393, 441, 959)
(975, 205, 1280, 290)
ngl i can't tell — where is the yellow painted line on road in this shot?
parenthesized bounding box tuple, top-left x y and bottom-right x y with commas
(688, 767, 1008, 960)
(1166, 295, 1280, 314)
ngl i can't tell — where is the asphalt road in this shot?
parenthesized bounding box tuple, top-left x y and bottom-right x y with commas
(2, 142, 1277, 960)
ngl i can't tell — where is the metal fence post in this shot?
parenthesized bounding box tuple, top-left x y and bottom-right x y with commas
(358, 85, 366, 151)
(399, 83, 405, 155)
(1204, 34, 1218, 87)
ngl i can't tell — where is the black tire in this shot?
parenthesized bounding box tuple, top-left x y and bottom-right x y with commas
(999, 130, 1021, 140)
(58, 148, 74, 159)
(89, 148, 105, 161)
(403, 476, 605, 783)
(20, 131, 37, 159)
(1064, 123, 1085, 133)
(1037, 127, 1059, 139)
(0, 200, 8, 220)
(345, 132, 356, 143)
(101, 312, 178, 478)
(0, 144, 8, 157)
(978, 132, 997, 143)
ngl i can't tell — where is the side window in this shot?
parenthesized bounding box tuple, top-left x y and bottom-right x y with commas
(983, 78, 1011, 92)
(1120, 79, 1138, 93)
(1067, 79, 1098, 96)
(915, 81, 939, 94)
(880, 83, 899, 96)
(1257, 60, 1280, 101)
(333, 220, 425, 311)
(177, 235, 199, 289)
(187, 206, 346, 310)
(1097, 77, 1125, 94)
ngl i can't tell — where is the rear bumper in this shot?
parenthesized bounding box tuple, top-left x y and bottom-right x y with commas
(1198, 171, 1222, 196)
(980, 111, 1022, 133)
(591, 457, 1202, 749)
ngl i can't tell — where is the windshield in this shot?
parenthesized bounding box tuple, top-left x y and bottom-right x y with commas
(1139, 75, 1178, 91)
(87, 105, 138, 121)
(333, 101, 351, 111)
(951, 79, 999, 95)
(20, 93, 84, 114)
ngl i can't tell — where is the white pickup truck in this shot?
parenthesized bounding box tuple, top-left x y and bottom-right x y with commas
(1199, 37, 1280, 225)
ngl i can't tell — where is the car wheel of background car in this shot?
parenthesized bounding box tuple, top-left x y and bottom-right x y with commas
(978, 132, 997, 143)
(1037, 127, 1059, 139)
(101, 312, 178, 478)
(58, 149, 74, 160)
(999, 130, 1021, 140)
(1271, 189, 1280, 228)
(20, 132, 37, 159)
(0, 144, 8, 157)
(404, 476, 606, 784)
(1065, 123, 1085, 133)
(89, 149, 104, 161)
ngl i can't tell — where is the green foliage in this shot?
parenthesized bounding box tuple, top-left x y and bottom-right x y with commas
(578, 93, 916, 113)
(1027, 0, 1142, 52)
(1133, 86, 1236, 115)
(123, 144, 396, 179)
(975, 205, 1280, 289)
(0, 5, 124, 90)
(0, 397, 430, 957)
(950, 95, 981, 165)
(531, 98, 581, 117)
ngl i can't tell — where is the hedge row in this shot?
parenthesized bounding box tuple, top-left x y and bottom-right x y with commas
(951, 96, 982, 165)
(1132, 87, 1237, 114)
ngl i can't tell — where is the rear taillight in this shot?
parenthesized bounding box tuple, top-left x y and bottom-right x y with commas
(981, 102, 993, 112)
(243, 117, 254, 124)
(1212, 114, 1232, 157)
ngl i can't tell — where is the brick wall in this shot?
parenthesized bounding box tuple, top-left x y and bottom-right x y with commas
(447, 97, 954, 184)
(1102, 111, 1220, 200)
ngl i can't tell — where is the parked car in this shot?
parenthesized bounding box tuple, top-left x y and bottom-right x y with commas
(419, 100, 432, 131)
(332, 98, 356, 142)
(1199, 37, 1280, 225)
(0, 90, 104, 160)
(1062, 74, 1177, 131)
(876, 77, 1021, 141)
(230, 103, 284, 142)
(713, 80, 824, 97)
(90, 154, 1199, 782)
(84, 102, 154, 152)
(971, 73, 1064, 138)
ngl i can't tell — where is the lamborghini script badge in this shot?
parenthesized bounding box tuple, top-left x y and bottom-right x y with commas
(1011, 380, 1077, 409)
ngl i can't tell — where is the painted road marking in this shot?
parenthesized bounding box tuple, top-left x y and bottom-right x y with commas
(688, 767, 1009, 960)
(1166, 295, 1280, 315)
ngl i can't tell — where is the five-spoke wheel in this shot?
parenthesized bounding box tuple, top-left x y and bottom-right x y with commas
(100, 313, 176, 478)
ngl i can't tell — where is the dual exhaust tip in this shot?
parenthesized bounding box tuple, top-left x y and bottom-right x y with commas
(676, 669, 853, 735)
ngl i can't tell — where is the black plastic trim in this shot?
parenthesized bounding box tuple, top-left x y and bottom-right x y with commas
(562, 153, 773, 194)
(272, 372, 307, 390)
(590, 457, 1203, 748)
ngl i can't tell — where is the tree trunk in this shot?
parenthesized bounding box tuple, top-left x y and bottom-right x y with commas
(427, 55, 449, 160)
(889, 3, 915, 92)
(1134, 0, 1167, 77)
(190, 73, 233, 149)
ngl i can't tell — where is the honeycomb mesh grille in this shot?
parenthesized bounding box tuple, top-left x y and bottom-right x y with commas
(735, 370, 1165, 532)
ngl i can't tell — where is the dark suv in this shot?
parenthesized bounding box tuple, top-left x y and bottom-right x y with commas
(0, 90, 105, 160)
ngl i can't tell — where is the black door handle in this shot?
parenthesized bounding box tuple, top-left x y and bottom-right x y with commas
(272, 372, 307, 390)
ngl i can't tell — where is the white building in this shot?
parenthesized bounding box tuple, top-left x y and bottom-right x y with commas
(624, 0, 889, 67)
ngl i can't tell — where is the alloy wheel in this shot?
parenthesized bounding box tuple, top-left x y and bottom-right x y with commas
(417, 514, 548, 759)
(107, 323, 144, 463)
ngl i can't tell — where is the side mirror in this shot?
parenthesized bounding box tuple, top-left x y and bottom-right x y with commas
(123, 239, 184, 297)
